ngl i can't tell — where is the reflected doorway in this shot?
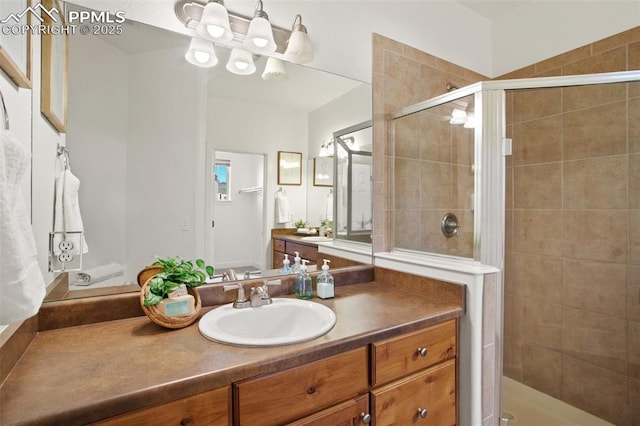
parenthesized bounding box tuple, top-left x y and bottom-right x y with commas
(207, 151, 266, 272)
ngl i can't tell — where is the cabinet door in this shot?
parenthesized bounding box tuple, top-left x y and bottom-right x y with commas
(371, 359, 456, 426)
(372, 319, 456, 386)
(93, 386, 230, 426)
(234, 348, 368, 425)
(286, 241, 317, 264)
(288, 394, 370, 426)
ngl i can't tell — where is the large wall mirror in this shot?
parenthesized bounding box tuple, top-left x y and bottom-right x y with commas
(50, 3, 372, 300)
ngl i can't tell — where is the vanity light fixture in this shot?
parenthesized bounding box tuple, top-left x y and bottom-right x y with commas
(195, 0, 233, 42)
(185, 37, 218, 67)
(319, 139, 334, 157)
(449, 108, 467, 125)
(284, 14, 314, 64)
(243, 0, 276, 54)
(175, 0, 314, 76)
(226, 48, 256, 75)
(262, 57, 287, 81)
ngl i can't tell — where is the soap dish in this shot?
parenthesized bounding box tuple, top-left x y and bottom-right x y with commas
(140, 279, 202, 329)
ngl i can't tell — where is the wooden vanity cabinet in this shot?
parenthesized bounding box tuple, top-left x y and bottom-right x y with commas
(234, 348, 369, 425)
(93, 386, 230, 426)
(370, 319, 457, 425)
(272, 237, 318, 268)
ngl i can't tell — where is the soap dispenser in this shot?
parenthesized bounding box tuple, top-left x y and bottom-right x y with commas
(316, 259, 335, 299)
(278, 254, 293, 275)
(294, 259, 312, 299)
(292, 251, 302, 274)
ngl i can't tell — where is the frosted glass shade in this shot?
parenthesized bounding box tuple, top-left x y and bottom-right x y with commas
(226, 48, 256, 75)
(185, 38, 218, 68)
(261, 57, 287, 81)
(284, 29, 313, 64)
(243, 16, 276, 54)
(196, 1, 233, 42)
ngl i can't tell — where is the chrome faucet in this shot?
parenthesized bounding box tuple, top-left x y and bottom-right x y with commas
(248, 279, 282, 308)
(223, 283, 250, 308)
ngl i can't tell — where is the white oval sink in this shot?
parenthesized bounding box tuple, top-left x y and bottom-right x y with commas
(199, 298, 336, 346)
(301, 236, 332, 242)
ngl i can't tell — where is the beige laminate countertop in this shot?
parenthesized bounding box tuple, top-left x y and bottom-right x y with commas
(0, 282, 462, 426)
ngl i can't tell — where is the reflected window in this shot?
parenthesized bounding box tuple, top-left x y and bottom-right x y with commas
(215, 160, 231, 201)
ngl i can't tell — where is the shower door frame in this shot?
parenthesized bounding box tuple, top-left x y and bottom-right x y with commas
(388, 69, 640, 425)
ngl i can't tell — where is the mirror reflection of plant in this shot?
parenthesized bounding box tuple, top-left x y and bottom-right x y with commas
(294, 219, 307, 228)
(320, 218, 333, 228)
(143, 256, 214, 307)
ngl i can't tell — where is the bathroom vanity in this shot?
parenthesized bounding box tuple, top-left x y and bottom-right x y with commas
(272, 230, 320, 268)
(0, 270, 463, 425)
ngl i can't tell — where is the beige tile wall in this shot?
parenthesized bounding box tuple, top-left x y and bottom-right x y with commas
(371, 34, 486, 255)
(501, 26, 640, 426)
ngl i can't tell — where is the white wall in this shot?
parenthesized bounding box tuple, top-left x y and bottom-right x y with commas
(307, 84, 372, 224)
(491, 1, 640, 76)
(207, 97, 308, 267)
(212, 151, 264, 270)
(67, 34, 129, 273)
(125, 47, 206, 275)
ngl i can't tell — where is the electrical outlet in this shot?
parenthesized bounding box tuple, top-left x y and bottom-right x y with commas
(59, 241, 74, 251)
(58, 252, 73, 262)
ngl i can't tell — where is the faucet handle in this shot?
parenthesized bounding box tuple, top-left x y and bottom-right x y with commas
(260, 279, 282, 304)
(224, 283, 249, 308)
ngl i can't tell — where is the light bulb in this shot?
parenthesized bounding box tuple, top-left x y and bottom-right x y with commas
(206, 24, 225, 38)
(252, 37, 269, 48)
(235, 61, 249, 71)
(194, 51, 210, 64)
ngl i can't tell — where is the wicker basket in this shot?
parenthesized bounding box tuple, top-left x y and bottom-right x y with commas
(140, 278, 202, 329)
(137, 265, 164, 287)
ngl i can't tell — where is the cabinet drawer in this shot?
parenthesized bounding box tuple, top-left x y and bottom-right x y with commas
(273, 238, 285, 253)
(288, 394, 370, 426)
(371, 359, 456, 426)
(93, 386, 230, 426)
(286, 241, 317, 264)
(234, 348, 368, 425)
(372, 319, 456, 386)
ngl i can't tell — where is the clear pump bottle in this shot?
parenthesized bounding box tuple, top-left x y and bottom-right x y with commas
(292, 251, 302, 274)
(278, 254, 293, 275)
(294, 259, 312, 299)
(316, 259, 334, 299)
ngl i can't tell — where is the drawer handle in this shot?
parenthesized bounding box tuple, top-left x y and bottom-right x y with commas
(307, 386, 316, 394)
(417, 347, 428, 357)
(360, 412, 371, 424)
(417, 407, 428, 419)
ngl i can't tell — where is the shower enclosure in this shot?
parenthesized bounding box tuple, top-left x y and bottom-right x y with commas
(391, 70, 639, 425)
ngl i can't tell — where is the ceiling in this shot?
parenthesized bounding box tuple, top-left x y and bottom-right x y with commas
(456, 0, 532, 21)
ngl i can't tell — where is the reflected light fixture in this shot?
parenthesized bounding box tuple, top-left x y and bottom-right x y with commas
(319, 139, 334, 157)
(196, 0, 233, 42)
(243, 0, 276, 54)
(284, 14, 314, 64)
(185, 37, 218, 67)
(463, 111, 476, 128)
(226, 48, 256, 75)
(449, 108, 467, 125)
(262, 57, 287, 81)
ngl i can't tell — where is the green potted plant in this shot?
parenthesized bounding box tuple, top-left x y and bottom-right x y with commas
(319, 218, 333, 237)
(140, 256, 214, 329)
(294, 219, 307, 230)
(143, 256, 214, 306)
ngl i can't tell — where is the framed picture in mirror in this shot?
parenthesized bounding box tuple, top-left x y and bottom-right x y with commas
(41, 0, 68, 133)
(313, 157, 333, 187)
(0, 0, 32, 88)
(278, 151, 302, 185)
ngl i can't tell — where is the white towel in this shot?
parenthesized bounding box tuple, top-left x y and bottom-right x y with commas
(275, 191, 292, 224)
(326, 190, 334, 221)
(53, 167, 88, 255)
(0, 129, 46, 324)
